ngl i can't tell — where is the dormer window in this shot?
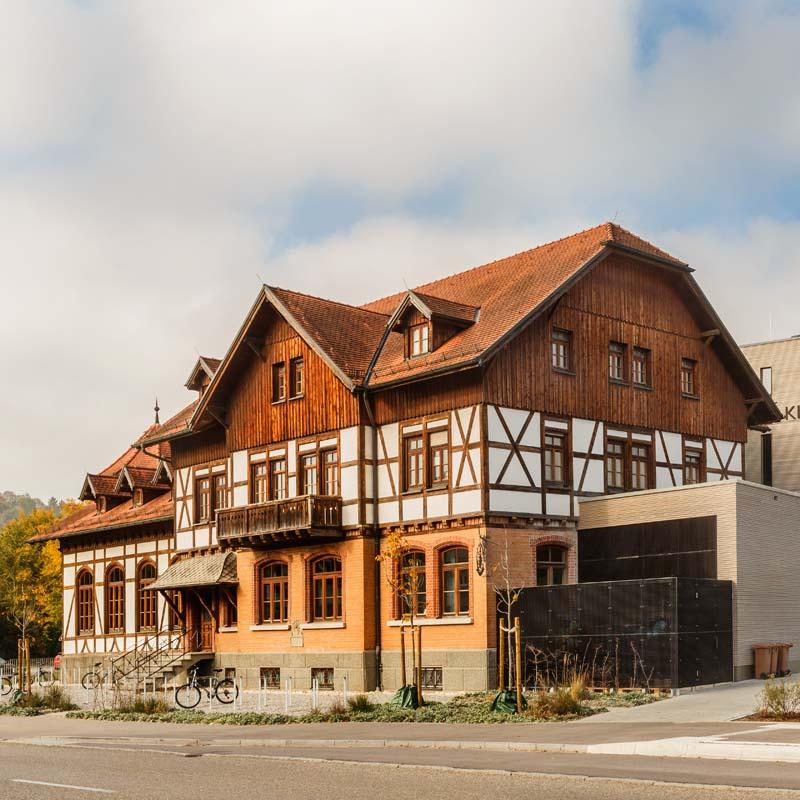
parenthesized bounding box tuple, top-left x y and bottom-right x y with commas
(133, 489, 144, 507)
(97, 496, 107, 513)
(409, 323, 430, 357)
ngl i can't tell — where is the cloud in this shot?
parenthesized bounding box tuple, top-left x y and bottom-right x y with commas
(1, 1, 800, 498)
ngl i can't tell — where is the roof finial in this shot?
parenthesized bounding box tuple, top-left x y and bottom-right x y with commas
(154, 397, 160, 425)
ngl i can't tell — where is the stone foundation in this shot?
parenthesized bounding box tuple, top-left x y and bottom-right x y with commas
(379, 649, 495, 692)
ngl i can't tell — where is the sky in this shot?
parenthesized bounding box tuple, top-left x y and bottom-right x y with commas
(2, 0, 800, 500)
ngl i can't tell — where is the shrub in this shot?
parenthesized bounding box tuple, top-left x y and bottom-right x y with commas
(325, 701, 349, 719)
(347, 694, 374, 713)
(531, 688, 583, 718)
(42, 685, 78, 711)
(113, 694, 172, 715)
(569, 676, 589, 702)
(757, 680, 800, 718)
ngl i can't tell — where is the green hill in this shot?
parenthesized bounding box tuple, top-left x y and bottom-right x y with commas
(0, 491, 60, 527)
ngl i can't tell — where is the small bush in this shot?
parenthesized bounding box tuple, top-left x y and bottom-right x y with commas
(347, 694, 374, 713)
(530, 688, 583, 718)
(114, 694, 172, 715)
(756, 680, 800, 719)
(325, 701, 349, 719)
(569, 676, 589, 702)
(42, 685, 78, 711)
(13, 690, 46, 709)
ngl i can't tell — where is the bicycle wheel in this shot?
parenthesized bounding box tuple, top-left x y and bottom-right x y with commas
(0, 676, 12, 696)
(81, 671, 101, 690)
(175, 684, 202, 709)
(37, 669, 54, 687)
(214, 678, 238, 705)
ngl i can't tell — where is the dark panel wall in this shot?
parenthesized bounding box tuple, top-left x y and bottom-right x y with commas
(578, 515, 717, 582)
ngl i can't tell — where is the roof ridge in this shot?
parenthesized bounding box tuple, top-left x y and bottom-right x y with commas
(361, 222, 613, 309)
(269, 285, 391, 319)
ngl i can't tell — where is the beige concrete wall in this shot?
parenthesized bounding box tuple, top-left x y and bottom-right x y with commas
(733, 482, 800, 674)
(579, 481, 800, 679)
(742, 337, 800, 492)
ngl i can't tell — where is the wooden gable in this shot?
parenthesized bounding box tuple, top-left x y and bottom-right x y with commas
(484, 253, 754, 442)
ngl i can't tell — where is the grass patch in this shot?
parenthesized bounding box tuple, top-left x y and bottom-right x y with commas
(65, 689, 657, 725)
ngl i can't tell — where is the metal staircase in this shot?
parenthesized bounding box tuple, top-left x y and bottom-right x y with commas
(110, 629, 211, 689)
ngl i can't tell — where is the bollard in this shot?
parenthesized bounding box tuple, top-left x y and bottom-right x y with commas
(257, 677, 262, 712)
(342, 675, 348, 707)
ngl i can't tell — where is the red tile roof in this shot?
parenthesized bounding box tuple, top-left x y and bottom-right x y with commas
(361, 222, 686, 386)
(37, 420, 176, 543)
(30, 492, 172, 543)
(137, 401, 197, 446)
(269, 286, 390, 380)
(410, 292, 479, 325)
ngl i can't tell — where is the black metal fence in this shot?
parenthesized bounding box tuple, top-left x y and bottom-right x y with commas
(512, 578, 732, 689)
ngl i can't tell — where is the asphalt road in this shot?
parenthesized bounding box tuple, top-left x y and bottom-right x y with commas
(2, 742, 799, 800)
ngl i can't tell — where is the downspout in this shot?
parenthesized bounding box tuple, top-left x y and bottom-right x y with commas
(362, 389, 383, 691)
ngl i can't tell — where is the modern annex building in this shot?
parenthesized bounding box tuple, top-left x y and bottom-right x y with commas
(741, 335, 800, 492)
(36, 223, 781, 691)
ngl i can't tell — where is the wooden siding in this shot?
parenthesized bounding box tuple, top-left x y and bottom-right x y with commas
(369, 370, 482, 426)
(173, 426, 226, 470)
(176, 311, 360, 468)
(484, 255, 749, 443)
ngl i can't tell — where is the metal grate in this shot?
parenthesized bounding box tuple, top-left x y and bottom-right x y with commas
(260, 666, 281, 688)
(311, 667, 334, 690)
(421, 666, 443, 690)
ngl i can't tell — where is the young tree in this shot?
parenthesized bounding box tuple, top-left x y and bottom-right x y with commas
(376, 530, 425, 702)
(480, 528, 521, 691)
(0, 504, 76, 656)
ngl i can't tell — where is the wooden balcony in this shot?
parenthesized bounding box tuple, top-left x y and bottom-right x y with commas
(216, 495, 343, 544)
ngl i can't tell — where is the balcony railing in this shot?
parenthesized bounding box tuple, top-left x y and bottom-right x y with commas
(216, 495, 342, 542)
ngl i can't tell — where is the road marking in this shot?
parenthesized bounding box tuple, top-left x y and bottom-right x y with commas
(12, 779, 114, 793)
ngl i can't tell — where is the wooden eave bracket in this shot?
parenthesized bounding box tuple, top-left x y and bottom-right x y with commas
(245, 336, 265, 362)
(208, 405, 229, 429)
(701, 328, 720, 346)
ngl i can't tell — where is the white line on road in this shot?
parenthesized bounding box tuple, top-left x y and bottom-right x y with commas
(12, 779, 114, 793)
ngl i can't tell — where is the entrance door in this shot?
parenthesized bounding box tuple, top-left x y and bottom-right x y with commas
(186, 590, 215, 653)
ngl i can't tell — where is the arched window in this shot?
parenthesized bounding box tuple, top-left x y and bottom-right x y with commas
(311, 556, 342, 621)
(399, 551, 426, 617)
(441, 547, 469, 616)
(105, 565, 125, 633)
(77, 570, 95, 635)
(536, 544, 567, 586)
(137, 562, 157, 632)
(260, 562, 289, 623)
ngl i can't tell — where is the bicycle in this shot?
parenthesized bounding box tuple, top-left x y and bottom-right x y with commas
(1, 665, 55, 695)
(81, 663, 125, 690)
(175, 666, 238, 709)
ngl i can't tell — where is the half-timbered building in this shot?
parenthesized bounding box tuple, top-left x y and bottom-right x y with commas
(40, 223, 780, 691)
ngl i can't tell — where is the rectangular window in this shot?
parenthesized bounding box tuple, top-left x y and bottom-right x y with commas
(213, 474, 227, 511)
(290, 356, 305, 398)
(632, 347, 650, 386)
(551, 328, 572, 371)
(630, 444, 651, 490)
(606, 440, 625, 491)
(405, 435, 424, 490)
(251, 462, 268, 504)
(544, 431, 568, 486)
(300, 452, 318, 496)
(223, 592, 238, 627)
(684, 448, 703, 485)
(761, 432, 773, 486)
(760, 366, 773, 395)
(409, 323, 430, 357)
(681, 358, 697, 396)
(195, 477, 211, 522)
(609, 341, 627, 382)
(421, 666, 443, 691)
(428, 430, 449, 486)
(269, 458, 287, 500)
(272, 361, 286, 402)
(322, 449, 338, 495)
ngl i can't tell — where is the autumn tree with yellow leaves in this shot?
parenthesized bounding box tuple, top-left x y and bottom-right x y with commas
(0, 505, 76, 657)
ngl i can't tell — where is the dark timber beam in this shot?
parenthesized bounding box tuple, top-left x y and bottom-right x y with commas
(208, 405, 229, 429)
(245, 336, 266, 362)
